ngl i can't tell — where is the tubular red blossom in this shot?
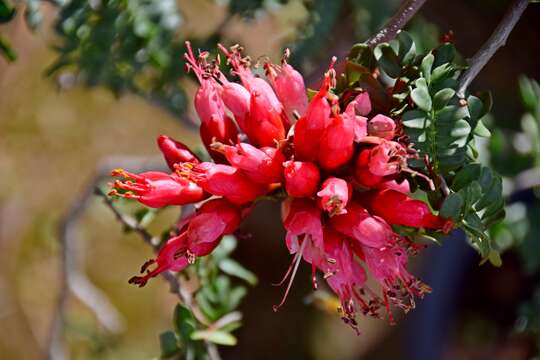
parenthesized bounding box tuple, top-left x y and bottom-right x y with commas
(353, 115, 368, 142)
(363, 189, 453, 232)
(219, 78, 251, 133)
(186, 198, 242, 257)
(330, 201, 395, 249)
(377, 178, 411, 193)
(293, 58, 334, 161)
(221, 142, 285, 184)
(182, 162, 266, 204)
(110, 169, 206, 208)
(362, 243, 431, 315)
(368, 140, 408, 177)
(129, 234, 189, 287)
(322, 227, 368, 329)
(265, 50, 308, 120)
(281, 198, 324, 257)
(283, 161, 320, 198)
(319, 101, 355, 171)
(368, 114, 396, 140)
(317, 177, 351, 216)
(353, 91, 372, 116)
(157, 135, 200, 171)
(354, 149, 385, 188)
(244, 89, 286, 147)
(185, 42, 238, 161)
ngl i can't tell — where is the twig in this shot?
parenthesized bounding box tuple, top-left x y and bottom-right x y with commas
(457, 0, 529, 98)
(47, 157, 166, 360)
(366, 0, 428, 47)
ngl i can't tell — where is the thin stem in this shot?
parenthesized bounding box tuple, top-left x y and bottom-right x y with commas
(457, 0, 529, 98)
(366, 0, 428, 47)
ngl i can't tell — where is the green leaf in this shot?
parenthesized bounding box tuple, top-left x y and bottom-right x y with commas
(160, 331, 180, 358)
(174, 304, 196, 341)
(374, 43, 401, 78)
(411, 78, 432, 111)
(397, 31, 416, 64)
(452, 164, 481, 190)
(440, 192, 464, 220)
(0, 0, 16, 23)
(473, 119, 491, 137)
(488, 249, 502, 267)
(0, 34, 16, 62)
(218, 258, 258, 286)
(191, 330, 237, 346)
(402, 110, 429, 129)
(433, 88, 455, 110)
(420, 53, 434, 83)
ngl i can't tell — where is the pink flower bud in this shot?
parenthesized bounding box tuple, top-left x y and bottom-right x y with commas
(363, 189, 453, 232)
(283, 161, 320, 198)
(353, 115, 368, 142)
(293, 60, 334, 161)
(186, 162, 265, 204)
(244, 89, 286, 147)
(220, 81, 251, 132)
(222, 142, 285, 184)
(318, 104, 355, 171)
(317, 177, 351, 216)
(266, 53, 308, 120)
(354, 91, 372, 116)
(110, 169, 206, 208)
(157, 135, 200, 170)
(368, 114, 396, 139)
(354, 149, 385, 188)
(329, 201, 395, 249)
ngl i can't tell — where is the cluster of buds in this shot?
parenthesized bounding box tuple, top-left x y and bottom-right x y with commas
(110, 42, 454, 332)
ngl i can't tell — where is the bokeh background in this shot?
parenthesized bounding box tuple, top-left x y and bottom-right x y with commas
(1, 1, 540, 359)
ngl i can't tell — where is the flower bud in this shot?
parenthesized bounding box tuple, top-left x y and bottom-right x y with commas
(110, 169, 206, 208)
(157, 135, 200, 170)
(354, 149, 385, 188)
(244, 89, 286, 147)
(368, 114, 396, 139)
(363, 189, 453, 232)
(266, 53, 308, 120)
(318, 104, 355, 171)
(282, 197, 324, 252)
(317, 177, 351, 216)
(220, 81, 251, 133)
(293, 60, 333, 161)
(283, 161, 320, 198)
(354, 91, 372, 116)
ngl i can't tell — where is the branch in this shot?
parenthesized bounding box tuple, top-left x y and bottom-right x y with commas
(457, 0, 529, 98)
(366, 0, 428, 47)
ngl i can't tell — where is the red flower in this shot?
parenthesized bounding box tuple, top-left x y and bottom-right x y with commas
(220, 142, 285, 184)
(110, 169, 206, 208)
(185, 42, 238, 161)
(218, 77, 251, 133)
(354, 149, 386, 188)
(265, 50, 308, 121)
(367, 140, 408, 177)
(157, 135, 200, 171)
(182, 162, 266, 204)
(318, 102, 355, 171)
(317, 177, 351, 216)
(244, 89, 286, 147)
(283, 160, 320, 197)
(186, 198, 242, 257)
(128, 234, 189, 287)
(293, 58, 334, 161)
(363, 189, 453, 232)
(330, 201, 395, 249)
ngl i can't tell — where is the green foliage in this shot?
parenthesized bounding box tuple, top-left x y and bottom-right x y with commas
(345, 32, 505, 264)
(158, 236, 256, 359)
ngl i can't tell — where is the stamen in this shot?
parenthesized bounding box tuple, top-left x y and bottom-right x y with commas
(273, 238, 307, 312)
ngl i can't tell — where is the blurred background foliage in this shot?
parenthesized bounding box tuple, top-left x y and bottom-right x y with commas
(1, 0, 540, 359)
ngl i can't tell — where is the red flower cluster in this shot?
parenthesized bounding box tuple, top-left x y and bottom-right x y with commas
(110, 43, 453, 331)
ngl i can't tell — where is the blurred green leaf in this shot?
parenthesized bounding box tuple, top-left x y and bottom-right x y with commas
(0, 34, 16, 62)
(218, 258, 258, 286)
(159, 331, 180, 358)
(191, 330, 237, 346)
